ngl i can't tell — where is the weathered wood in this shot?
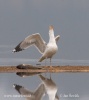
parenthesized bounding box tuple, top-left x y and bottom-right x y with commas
(0, 66, 89, 73)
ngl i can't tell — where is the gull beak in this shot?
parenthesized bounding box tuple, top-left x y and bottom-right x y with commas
(49, 25, 54, 30)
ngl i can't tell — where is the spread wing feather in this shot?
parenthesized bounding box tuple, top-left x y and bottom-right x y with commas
(13, 33, 60, 54)
(13, 84, 32, 95)
(13, 33, 46, 54)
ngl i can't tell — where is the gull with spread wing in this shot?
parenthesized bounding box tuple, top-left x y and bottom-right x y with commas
(13, 83, 45, 100)
(39, 75, 59, 100)
(13, 25, 60, 67)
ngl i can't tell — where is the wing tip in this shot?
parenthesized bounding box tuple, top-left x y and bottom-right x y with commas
(57, 35, 60, 39)
(58, 35, 60, 37)
(13, 84, 16, 88)
(12, 42, 23, 53)
(12, 49, 16, 53)
(13, 84, 22, 94)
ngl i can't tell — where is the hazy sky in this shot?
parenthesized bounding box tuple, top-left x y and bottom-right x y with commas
(0, 0, 89, 60)
(0, 0, 89, 100)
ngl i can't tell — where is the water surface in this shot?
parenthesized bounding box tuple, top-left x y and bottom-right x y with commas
(0, 46, 89, 100)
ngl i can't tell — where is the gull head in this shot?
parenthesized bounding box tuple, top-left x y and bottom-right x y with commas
(49, 25, 54, 31)
(49, 25, 54, 36)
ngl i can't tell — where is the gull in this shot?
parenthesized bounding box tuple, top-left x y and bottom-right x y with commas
(16, 64, 42, 69)
(12, 25, 60, 67)
(13, 83, 45, 100)
(39, 75, 59, 100)
(16, 72, 41, 77)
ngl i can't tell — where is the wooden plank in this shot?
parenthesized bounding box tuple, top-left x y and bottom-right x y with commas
(0, 66, 89, 73)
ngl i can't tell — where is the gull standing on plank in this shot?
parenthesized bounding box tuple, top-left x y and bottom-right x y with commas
(13, 83, 45, 100)
(12, 25, 60, 67)
(39, 75, 59, 100)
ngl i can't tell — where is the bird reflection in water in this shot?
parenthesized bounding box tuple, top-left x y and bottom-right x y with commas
(39, 75, 59, 100)
(13, 74, 59, 100)
(16, 72, 41, 77)
(13, 83, 45, 100)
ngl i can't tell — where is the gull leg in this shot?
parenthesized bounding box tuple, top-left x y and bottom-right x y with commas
(50, 72, 51, 79)
(49, 58, 54, 77)
(45, 58, 47, 67)
(50, 58, 51, 78)
(44, 58, 47, 77)
(50, 58, 53, 68)
(50, 58, 51, 67)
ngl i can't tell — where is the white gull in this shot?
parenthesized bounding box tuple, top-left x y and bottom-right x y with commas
(13, 83, 45, 100)
(13, 25, 60, 66)
(39, 75, 59, 100)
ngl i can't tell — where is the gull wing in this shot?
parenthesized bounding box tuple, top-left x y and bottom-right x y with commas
(55, 93, 59, 100)
(34, 83, 45, 99)
(55, 35, 60, 42)
(13, 84, 33, 96)
(13, 33, 46, 54)
(39, 75, 56, 87)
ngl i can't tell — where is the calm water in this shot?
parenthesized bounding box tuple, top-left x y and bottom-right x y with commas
(0, 46, 89, 100)
(0, 72, 89, 100)
(0, 60, 89, 100)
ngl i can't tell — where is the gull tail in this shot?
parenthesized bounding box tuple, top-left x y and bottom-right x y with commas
(39, 56, 45, 62)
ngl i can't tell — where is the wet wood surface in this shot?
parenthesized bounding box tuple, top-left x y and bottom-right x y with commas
(0, 65, 89, 73)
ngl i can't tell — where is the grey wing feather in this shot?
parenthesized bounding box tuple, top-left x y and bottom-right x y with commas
(13, 33, 46, 54)
(55, 35, 60, 42)
(55, 93, 59, 100)
(14, 84, 32, 95)
(34, 83, 45, 99)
